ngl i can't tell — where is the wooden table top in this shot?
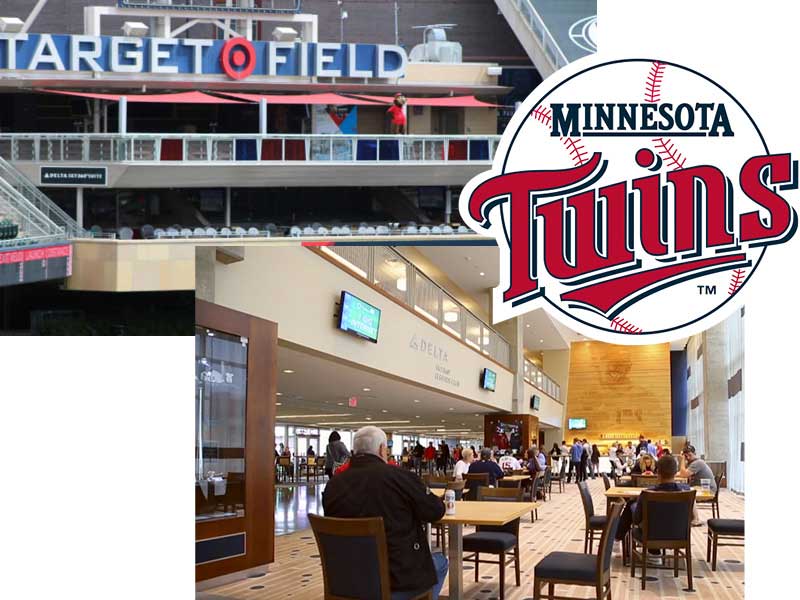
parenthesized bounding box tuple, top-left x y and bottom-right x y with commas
(502, 474, 531, 482)
(435, 501, 538, 526)
(620, 475, 688, 483)
(605, 486, 714, 501)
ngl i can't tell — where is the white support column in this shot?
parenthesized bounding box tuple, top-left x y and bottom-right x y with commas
(259, 99, 268, 134)
(93, 99, 101, 133)
(225, 187, 232, 227)
(76, 188, 84, 229)
(103, 102, 108, 133)
(444, 188, 452, 224)
(118, 96, 128, 134)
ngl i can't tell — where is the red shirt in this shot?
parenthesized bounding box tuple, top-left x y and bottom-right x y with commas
(424, 446, 436, 460)
(387, 104, 406, 125)
(334, 459, 397, 475)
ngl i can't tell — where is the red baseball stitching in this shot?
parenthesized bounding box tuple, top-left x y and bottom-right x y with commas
(728, 268, 746, 295)
(644, 61, 665, 103)
(651, 137, 687, 169)
(531, 105, 588, 167)
(610, 317, 643, 334)
(644, 61, 687, 171)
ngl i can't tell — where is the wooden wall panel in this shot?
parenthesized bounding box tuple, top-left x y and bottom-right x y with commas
(565, 341, 671, 447)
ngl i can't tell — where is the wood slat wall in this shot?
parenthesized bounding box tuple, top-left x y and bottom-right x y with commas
(565, 341, 672, 446)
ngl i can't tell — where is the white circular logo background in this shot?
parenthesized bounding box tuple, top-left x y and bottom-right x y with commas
(459, 57, 790, 343)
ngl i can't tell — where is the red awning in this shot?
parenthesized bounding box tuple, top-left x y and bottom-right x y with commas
(219, 92, 384, 105)
(349, 94, 500, 108)
(38, 89, 246, 104)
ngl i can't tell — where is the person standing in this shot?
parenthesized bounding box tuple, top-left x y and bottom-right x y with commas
(590, 444, 600, 479)
(324, 431, 350, 479)
(579, 439, 590, 481)
(635, 435, 648, 456)
(424, 442, 436, 474)
(387, 93, 407, 134)
(568, 438, 583, 483)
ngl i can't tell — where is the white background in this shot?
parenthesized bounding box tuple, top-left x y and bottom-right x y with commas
(1, 1, 799, 598)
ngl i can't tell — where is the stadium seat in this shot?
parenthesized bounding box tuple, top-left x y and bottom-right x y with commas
(119, 227, 134, 240)
(317, 227, 329, 236)
(154, 228, 165, 238)
(220, 227, 232, 236)
(442, 225, 454, 234)
(419, 226, 431, 235)
(457, 225, 470, 234)
(180, 228, 192, 237)
(303, 227, 315, 236)
(376, 225, 389, 236)
(289, 226, 302, 237)
(405, 225, 418, 235)
(205, 227, 217, 237)
(431, 226, 442, 234)
(141, 224, 155, 239)
(193, 227, 206, 237)
(233, 227, 246, 236)
(247, 227, 260, 236)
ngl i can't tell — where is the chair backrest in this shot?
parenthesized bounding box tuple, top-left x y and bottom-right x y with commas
(596, 501, 624, 578)
(559, 459, 567, 477)
(640, 490, 696, 542)
(713, 473, 724, 501)
(477, 486, 523, 535)
(463, 472, 490, 501)
(578, 480, 595, 519)
(278, 456, 291, 467)
(601, 473, 612, 491)
(446, 479, 466, 500)
(543, 466, 552, 486)
(498, 478, 522, 489)
(422, 473, 449, 486)
(309, 514, 392, 600)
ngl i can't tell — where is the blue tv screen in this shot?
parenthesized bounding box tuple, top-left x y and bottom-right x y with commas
(481, 368, 497, 391)
(338, 291, 381, 343)
(569, 418, 587, 430)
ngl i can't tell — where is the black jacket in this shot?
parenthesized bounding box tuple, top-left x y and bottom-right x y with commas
(322, 453, 445, 592)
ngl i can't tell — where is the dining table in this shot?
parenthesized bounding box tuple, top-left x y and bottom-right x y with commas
(605, 485, 714, 501)
(433, 500, 537, 599)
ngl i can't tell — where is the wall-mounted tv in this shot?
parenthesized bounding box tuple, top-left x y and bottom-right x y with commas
(568, 418, 587, 430)
(530, 395, 541, 411)
(480, 368, 497, 392)
(338, 291, 381, 343)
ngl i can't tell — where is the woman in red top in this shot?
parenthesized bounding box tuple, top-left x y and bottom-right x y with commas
(387, 93, 407, 134)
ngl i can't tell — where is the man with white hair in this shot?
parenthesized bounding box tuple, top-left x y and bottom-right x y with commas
(323, 426, 448, 599)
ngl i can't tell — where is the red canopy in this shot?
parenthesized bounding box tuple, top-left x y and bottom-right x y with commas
(219, 92, 384, 105)
(349, 94, 500, 108)
(39, 89, 246, 104)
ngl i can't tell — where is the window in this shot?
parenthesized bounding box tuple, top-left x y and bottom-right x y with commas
(195, 327, 248, 522)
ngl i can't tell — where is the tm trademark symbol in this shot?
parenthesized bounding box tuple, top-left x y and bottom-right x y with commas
(697, 285, 717, 295)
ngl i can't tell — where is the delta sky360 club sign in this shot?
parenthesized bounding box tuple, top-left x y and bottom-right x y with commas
(459, 58, 797, 343)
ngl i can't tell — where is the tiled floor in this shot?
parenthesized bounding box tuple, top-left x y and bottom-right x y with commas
(274, 482, 325, 536)
(202, 479, 744, 599)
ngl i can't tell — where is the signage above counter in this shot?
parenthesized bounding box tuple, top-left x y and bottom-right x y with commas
(0, 34, 407, 82)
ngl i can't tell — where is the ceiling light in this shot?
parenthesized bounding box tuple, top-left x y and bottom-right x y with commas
(318, 420, 411, 426)
(362, 387, 371, 392)
(276, 392, 283, 396)
(276, 402, 282, 406)
(448, 408, 454, 411)
(381, 409, 388, 413)
(441, 419, 446, 423)
(443, 311, 458, 322)
(282, 369, 295, 374)
(0, 17, 25, 34)
(540, 339, 544, 343)
(479, 272, 485, 276)
(337, 402, 344, 406)
(415, 415, 420, 418)
(413, 399, 420, 403)
(122, 21, 149, 37)
(366, 417, 372, 421)
(276, 413, 352, 419)
(396, 277, 407, 292)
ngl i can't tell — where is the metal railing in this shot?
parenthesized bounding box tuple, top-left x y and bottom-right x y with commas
(117, 0, 303, 13)
(319, 245, 512, 368)
(0, 176, 70, 248)
(0, 134, 500, 166)
(512, 0, 569, 71)
(0, 158, 83, 239)
(523, 358, 561, 402)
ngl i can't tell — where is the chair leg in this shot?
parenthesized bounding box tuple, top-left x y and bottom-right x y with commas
(475, 552, 479, 582)
(711, 532, 718, 571)
(686, 543, 694, 591)
(674, 548, 680, 577)
(548, 582, 555, 599)
(533, 578, 542, 600)
(706, 530, 712, 563)
(514, 545, 521, 586)
(584, 529, 589, 554)
(641, 544, 647, 590)
(630, 537, 636, 579)
(499, 551, 506, 600)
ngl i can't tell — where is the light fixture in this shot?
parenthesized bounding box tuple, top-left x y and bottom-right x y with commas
(276, 392, 283, 396)
(540, 339, 544, 343)
(479, 272, 485, 276)
(365, 417, 372, 421)
(0, 17, 25, 34)
(443, 311, 458, 322)
(526, 323, 531, 328)
(272, 26, 299, 42)
(413, 399, 420, 403)
(276, 402, 282, 406)
(318, 420, 412, 426)
(362, 387, 371, 392)
(415, 415, 420, 418)
(121, 21, 149, 37)
(448, 408, 454, 411)
(276, 413, 352, 419)
(396, 277, 407, 292)
(441, 419, 446, 423)
(282, 369, 295, 374)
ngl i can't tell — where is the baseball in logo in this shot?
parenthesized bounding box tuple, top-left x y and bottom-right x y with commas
(220, 37, 257, 80)
(459, 58, 797, 343)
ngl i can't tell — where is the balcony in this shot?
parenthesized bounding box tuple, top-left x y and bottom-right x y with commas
(523, 358, 561, 402)
(116, 0, 302, 13)
(0, 133, 500, 188)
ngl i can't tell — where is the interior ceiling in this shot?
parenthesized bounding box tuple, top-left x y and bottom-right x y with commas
(275, 344, 493, 437)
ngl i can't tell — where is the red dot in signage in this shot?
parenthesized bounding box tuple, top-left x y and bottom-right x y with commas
(221, 38, 256, 80)
(635, 147, 655, 168)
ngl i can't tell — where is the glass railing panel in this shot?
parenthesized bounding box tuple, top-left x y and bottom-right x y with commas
(441, 296, 462, 338)
(412, 270, 441, 324)
(373, 246, 409, 303)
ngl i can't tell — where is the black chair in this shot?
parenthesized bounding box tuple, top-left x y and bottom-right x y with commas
(601, 473, 612, 491)
(463, 486, 523, 600)
(433, 480, 467, 551)
(309, 514, 432, 600)
(706, 519, 744, 571)
(533, 501, 624, 600)
(463, 472, 490, 501)
(697, 473, 724, 519)
(578, 481, 606, 553)
(542, 467, 552, 502)
(630, 490, 696, 590)
(549, 459, 567, 494)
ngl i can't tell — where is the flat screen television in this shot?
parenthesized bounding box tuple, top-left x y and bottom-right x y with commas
(568, 418, 587, 430)
(480, 368, 497, 392)
(530, 395, 541, 411)
(338, 291, 381, 343)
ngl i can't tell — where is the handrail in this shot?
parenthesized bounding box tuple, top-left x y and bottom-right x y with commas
(511, 0, 569, 71)
(0, 177, 66, 238)
(117, 0, 303, 13)
(523, 357, 561, 403)
(317, 245, 512, 368)
(0, 133, 499, 165)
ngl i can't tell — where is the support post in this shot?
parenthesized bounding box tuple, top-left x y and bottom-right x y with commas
(76, 188, 84, 229)
(259, 98, 268, 134)
(119, 96, 128, 134)
(444, 188, 452, 224)
(225, 187, 232, 227)
(93, 99, 100, 133)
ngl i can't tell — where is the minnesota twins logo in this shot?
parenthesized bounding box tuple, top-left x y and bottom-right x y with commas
(459, 58, 798, 342)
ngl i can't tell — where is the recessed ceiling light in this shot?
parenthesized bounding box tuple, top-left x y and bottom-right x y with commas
(337, 402, 344, 406)
(415, 415, 420, 418)
(366, 417, 372, 421)
(413, 399, 420, 403)
(362, 387, 371, 392)
(381, 409, 388, 413)
(479, 271, 485, 276)
(448, 407, 454, 411)
(282, 369, 295, 374)
(526, 324, 531, 328)
(441, 419, 446, 423)
(540, 339, 544, 343)
(276, 402, 282, 406)
(276, 392, 282, 396)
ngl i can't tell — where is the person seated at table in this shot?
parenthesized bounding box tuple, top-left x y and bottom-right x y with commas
(677, 445, 717, 526)
(609, 447, 630, 479)
(623, 441, 636, 457)
(468, 448, 505, 486)
(631, 453, 657, 476)
(499, 450, 522, 471)
(454, 447, 475, 480)
(536, 447, 547, 469)
(323, 426, 447, 599)
(307, 446, 315, 457)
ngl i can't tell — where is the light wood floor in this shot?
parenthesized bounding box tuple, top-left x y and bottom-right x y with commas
(199, 479, 744, 600)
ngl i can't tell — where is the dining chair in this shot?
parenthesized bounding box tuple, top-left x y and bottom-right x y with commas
(463, 487, 523, 600)
(601, 473, 612, 491)
(533, 501, 624, 600)
(549, 459, 567, 494)
(706, 518, 744, 571)
(630, 489, 697, 590)
(578, 481, 606, 553)
(463, 472, 490, 501)
(309, 514, 432, 600)
(697, 473, 724, 519)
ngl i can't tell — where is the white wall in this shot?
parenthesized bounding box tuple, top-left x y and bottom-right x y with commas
(207, 246, 514, 411)
(523, 381, 563, 428)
